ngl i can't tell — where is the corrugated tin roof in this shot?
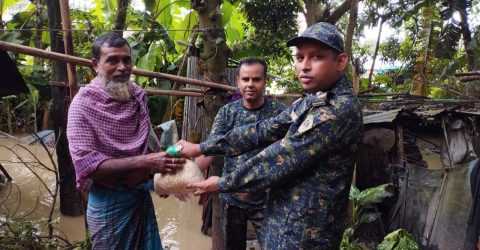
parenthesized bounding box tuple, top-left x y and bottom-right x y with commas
(455, 110, 480, 116)
(363, 109, 402, 124)
(413, 109, 445, 117)
(363, 108, 480, 125)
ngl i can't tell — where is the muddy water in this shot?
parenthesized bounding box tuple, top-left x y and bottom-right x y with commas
(416, 135, 444, 170)
(0, 137, 211, 250)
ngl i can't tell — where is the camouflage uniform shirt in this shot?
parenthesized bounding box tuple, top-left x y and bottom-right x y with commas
(208, 98, 286, 209)
(200, 75, 363, 250)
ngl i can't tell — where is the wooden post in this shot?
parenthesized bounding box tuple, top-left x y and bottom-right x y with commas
(3, 95, 17, 134)
(46, 0, 83, 216)
(191, 1, 231, 247)
(59, 0, 77, 98)
(5, 98, 13, 135)
(182, 57, 237, 250)
(396, 123, 405, 165)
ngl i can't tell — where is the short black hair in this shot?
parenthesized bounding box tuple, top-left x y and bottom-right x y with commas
(92, 32, 130, 60)
(235, 57, 268, 78)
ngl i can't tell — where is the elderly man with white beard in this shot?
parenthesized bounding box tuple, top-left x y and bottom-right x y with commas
(67, 32, 185, 250)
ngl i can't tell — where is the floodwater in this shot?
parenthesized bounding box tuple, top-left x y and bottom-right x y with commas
(0, 137, 211, 250)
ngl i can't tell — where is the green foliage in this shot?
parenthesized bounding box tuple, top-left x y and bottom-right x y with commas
(340, 228, 366, 250)
(341, 184, 420, 249)
(341, 184, 396, 250)
(350, 184, 394, 207)
(154, 0, 173, 28)
(224, 0, 303, 93)
(377, 229, 420, 250)
(136, 42, 165, 85)
(240, 0, 300, 59)
(148, 94, 169, 125)
(268, 56, 302, 93)
(223, 2, 246, 46)
(26, 84, 39, 108)
(349, 184, 394, 225)
(1, 4, 36, 45)
(171, 10, 198, 46)
(0, 0, 18, 15)
(358, 0, 480, 97)
(94, 0, 118, 25)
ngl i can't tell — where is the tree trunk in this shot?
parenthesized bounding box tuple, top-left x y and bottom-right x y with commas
(367, 19, 384, 88)
(46, 0, 83, 216)
(459, 6, 480, 98)
(304, 0, 324, 26)
(33, 0, 45, 133)
(114, 0, 130, 35)
(459, 7, 480, 98)
(190, 0, 229, 249)
(458, 8, 475, 71)
(345, 0, 358, 93)
(410, 5, 434, 96)
(303, 0, 351, 26)
(33, 0, 44, 64)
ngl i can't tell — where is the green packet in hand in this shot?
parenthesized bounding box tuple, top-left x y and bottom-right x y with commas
(166, 145, 182, 157)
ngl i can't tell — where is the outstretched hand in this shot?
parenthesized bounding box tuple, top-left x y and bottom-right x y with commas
(188, 176, 220, 195)
(146, 152, 185, 174)
(177, 140, 202, 158)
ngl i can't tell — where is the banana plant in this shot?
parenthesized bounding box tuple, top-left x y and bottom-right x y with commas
(0, 0, 19, 19)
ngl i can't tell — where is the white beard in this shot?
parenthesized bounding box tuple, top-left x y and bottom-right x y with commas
(97, 76, 132, 102)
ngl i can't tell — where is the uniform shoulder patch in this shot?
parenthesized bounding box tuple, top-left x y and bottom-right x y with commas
(297, 107, 336, 134)
(292, 97, 303, 106)
(297, 112, 315, 134)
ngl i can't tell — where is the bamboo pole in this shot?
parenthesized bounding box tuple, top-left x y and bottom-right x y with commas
(361, 99, 480, 104)
(179, 88, 204, 93)
(145, 88, 203, 97)
(455, 71, 480, 77)
(0, 41, 236, 92)
(59, 0, 77, 97)
(458, 75, 480, 82)
(45, 80, 203, 97)
(0, 41, 303, 99)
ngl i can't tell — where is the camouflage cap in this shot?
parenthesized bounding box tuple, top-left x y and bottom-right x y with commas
(287, 22, 344, 52)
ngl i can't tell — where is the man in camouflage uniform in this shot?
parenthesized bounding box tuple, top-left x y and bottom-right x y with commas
(195, 57, 285, 250)
(183, 22, 363, 249)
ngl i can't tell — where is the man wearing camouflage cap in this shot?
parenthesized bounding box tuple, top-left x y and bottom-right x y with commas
(183, 22, 363, 249)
